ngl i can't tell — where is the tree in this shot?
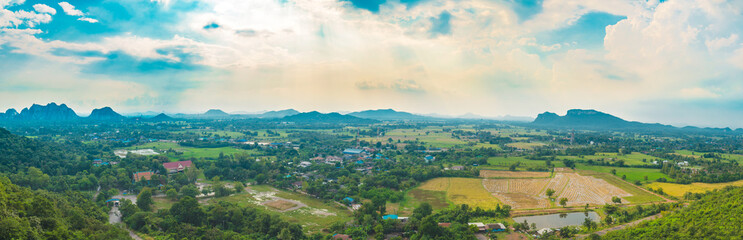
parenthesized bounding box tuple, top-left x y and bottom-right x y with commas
(184, 167, 201, 183)
(181, 184, 200, 198)
(622, 175, 627, 180)
(166, 188, 178, 201)
(611, 169, 617, 175)
(559, 197, 568, 207)
(612, 196, 622, 204)
(413, 203, 433, 220)
(233, 181, 245, 193)
(170, 196, 205, 226)
(546, 188, 556, 199)
(137, 187, 153, 212)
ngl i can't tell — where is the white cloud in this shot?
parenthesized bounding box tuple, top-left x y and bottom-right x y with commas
(3, 0, 743, 126)
(77, 17, 97, 23)
(33, 4, 56, 15)
(58, 2, 83, 16)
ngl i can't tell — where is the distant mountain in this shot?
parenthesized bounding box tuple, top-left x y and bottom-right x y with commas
(88, 107, 125, 121)
(258, 109, 300, 118)
(348, 109, 429, 121)
(281, 111, 379, 124)
(204, 109, 229, 117)
(532, 109, 674, 130)
(149, 113, 175, 122)
(16, 103, 79, 121)
(0, 108, 18, 119)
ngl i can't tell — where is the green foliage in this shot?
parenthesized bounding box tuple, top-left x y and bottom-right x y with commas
(0, 176, 129, 239)
(137, 187, 153, 211)
(603, 186, 743, 239)
(180, 184, 200, 198)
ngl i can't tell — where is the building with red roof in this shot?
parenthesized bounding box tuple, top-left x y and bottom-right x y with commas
(163, 160, 193, 173)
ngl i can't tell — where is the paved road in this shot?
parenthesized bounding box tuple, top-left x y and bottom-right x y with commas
(108, 206, 122, 224)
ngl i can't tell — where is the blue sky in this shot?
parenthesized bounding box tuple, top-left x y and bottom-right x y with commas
(1, 0, 743, 127)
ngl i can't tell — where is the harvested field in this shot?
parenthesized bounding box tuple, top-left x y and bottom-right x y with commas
(480, 170, 550, 178)
(483, 172, 632, 209)
(264, 199, 298, 211)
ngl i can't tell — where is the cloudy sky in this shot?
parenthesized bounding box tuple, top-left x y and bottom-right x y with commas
(1, 0, 743, 127)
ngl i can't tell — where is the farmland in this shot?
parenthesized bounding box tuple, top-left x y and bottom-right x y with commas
(480, 170, 551, 178)
(486, 156, 565, 169)
(410, 177, 502, 210)
(558, 152, 660, 166)
(483, 170, 632, 209)
(575, 164, 671, 183)
(123, 141, 262, 160)
(647, 180, 743, 197)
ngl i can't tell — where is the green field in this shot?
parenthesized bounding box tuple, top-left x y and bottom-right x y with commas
(558, 152, 660, 166)
(125, 142, 261, 160)
(575, 164, 672, 183)
(485, 156, 565, 169)
(209, 185, 353, 233)
(674, 150, 743, 163)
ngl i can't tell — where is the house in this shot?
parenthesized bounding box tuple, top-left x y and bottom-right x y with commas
(398, 217, 409, 223)
(677, 161, 689, 166)
(163, 160, 193, 173)
(451, 166, 465, 171)
(343, 197, 354, 204)
(132, 171, 155, 183)
(343, 148, 365, 155)
(468, 222, 487, 232)
(537, 228, 553, 235)
(291, 181, 303, 189)
(332, 234, 351, 240)
(93, 159, 103, 165)
(299, 161, 312, 168)
(438, 223, 452, 228)
(487, 223, 506, 232)
(351, 204, 362, 210)
(424, 155, 435, 163)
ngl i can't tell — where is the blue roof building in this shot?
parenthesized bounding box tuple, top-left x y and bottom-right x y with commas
(343, 197, 354, 203)
(382, 214, 398, 220)
(343, 148, 364, 155)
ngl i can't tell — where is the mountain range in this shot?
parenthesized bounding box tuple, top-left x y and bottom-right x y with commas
(2, 103, 741, 133)
(531, 109, 740, 133)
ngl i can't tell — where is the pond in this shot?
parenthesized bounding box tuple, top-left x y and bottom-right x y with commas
(512, 211, 600, 229)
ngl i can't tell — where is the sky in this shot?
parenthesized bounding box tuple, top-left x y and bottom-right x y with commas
(1, 0, 743, 127)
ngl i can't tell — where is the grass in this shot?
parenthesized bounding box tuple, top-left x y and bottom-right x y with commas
(579, 170, 665, 203)
(647, 180, 743, 197)
(574, 164, 671, 183)
(124, 142, 262, 160)
(214, 185, 353, 233)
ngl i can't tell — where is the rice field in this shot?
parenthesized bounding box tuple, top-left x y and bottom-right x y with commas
(647, 180, 743, 197)
(412, 178, 502, 209)
(482, 171, 632, 209)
